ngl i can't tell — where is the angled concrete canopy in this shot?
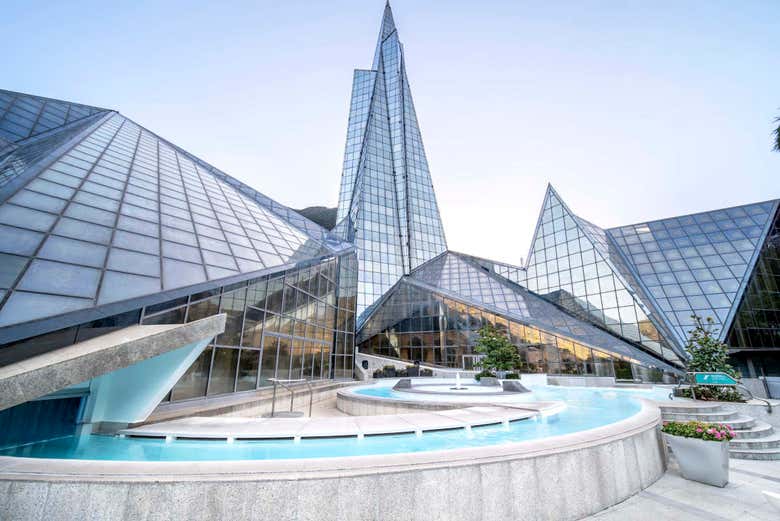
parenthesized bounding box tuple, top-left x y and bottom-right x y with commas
(0, 313, 225, 412)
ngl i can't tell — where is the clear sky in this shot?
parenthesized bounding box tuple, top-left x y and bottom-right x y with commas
(4, 0, 779, 266)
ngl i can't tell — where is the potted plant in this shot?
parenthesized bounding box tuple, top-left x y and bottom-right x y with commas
(661, 420, 734, 487)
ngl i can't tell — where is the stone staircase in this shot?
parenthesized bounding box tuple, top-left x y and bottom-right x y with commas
(659, 402, 780, 460)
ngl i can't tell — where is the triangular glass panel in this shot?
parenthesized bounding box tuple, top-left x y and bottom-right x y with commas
(525, 185, 683, 361)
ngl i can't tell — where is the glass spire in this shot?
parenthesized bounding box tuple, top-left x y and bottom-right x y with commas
(336, 2, 448, 318)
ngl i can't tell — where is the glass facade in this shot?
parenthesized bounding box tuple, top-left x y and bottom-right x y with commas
(608, 200, 777, 346)
(0, 96, 345, 334)
(359, 280, 672, 381)
(0, 87, 357, 407)
(524, 186, 681, 363)
(3, 2, 780, 405)
(145, 253, 357, 402)
(0, 89, 106, 144)
(358, 251, 679, 375)
(727, 207, 780, 376)
(0, 252, 357, 400)
(335, 4, 447, 317)
(520, 185, 780, 373)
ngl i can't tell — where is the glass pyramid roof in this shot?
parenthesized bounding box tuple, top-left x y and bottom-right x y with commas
(398, 251, 677, 370)
(0, 89, 107, 144)
(0, 91, 350, 335)
(607, 200, 779, 344)
(524, 185, 683, 362)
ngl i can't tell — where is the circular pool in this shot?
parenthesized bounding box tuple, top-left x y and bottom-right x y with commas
(0, 379, 671, 462)
(0, 379, 672, 520)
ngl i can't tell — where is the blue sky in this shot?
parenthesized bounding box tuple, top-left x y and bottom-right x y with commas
(4, 0, 779, 265)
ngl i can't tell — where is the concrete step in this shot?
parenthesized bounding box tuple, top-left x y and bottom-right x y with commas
(729, 432, 780, 450)
(662, 415, 756, 430)
(658, 403, 725, 414)
(661, 410, 740, 422)
(732, 421, 774, 440)
(729, 447, 780, 460)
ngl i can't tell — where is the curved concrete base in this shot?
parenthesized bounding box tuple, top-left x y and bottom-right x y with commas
(336, 387, 552, 416)
(0, 400, 666, 521)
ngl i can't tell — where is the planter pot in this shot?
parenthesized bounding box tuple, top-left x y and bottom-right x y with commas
(663, 433, 729, 487)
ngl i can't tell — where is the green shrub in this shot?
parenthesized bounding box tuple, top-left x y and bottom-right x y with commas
(420, 368, 433, 377)
(504, 372, 520, 380)
(474, 369, 496, 381)
(678, 386, 745, 402)
(661, 420, 735, 442)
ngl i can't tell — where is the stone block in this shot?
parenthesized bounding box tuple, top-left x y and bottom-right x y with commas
(501, 380, 530, 393)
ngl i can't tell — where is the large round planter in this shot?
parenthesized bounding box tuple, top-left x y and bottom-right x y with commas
(663, 433, 729, 487)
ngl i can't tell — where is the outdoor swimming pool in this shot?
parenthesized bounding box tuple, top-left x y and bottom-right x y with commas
(0, 381, 673, 462)
(350, 378, 673, 403)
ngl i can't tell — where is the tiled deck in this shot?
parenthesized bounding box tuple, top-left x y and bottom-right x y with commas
(588, 457, 780, 520)
(118, 405, 544, 440)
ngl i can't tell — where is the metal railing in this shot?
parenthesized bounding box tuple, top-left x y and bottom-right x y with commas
(672, 372, 773, 413)
(268, 378, 314, 418)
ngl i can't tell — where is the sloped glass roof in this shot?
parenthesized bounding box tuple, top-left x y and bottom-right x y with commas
(608, 200, 779, 343)
(399, 251, 677, 370)
(0, 93, 349, 332)
(524, 186, 682, 362)
(0, 89, 107, 144)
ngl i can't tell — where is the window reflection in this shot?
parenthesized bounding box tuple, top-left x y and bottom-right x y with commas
(141, 252, 357, 402)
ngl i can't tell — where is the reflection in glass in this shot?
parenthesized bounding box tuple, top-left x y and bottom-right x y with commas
(171, 346, 212, 401)
(237, 349, 259, 391)
(207, 347, 238, 395)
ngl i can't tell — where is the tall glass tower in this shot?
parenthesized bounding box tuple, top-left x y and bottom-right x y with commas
(335, 2, 448, 318)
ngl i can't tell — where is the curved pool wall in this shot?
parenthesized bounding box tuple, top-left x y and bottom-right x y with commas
(337, 378, 673, 416)
(0, 399, 666, 521)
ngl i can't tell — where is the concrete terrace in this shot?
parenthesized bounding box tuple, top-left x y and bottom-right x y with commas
(118, 404, 546, 440)
(589, 457, 780, 520)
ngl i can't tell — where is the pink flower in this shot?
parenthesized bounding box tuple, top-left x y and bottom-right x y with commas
(715, 432, 722, 439)
(696, 428, 703, 433)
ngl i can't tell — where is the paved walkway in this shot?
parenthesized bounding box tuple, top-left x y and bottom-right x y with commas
(588, 458, 780, 520)
(119, 405, 541, 440)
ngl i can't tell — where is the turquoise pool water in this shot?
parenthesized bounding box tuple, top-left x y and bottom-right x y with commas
(352, 380, 673, 403)
(0, 383, 671, 462)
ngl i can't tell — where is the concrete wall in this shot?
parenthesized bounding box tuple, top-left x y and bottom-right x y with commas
(548, 375, 617, 387)
(337, 391, 459, 415)
(0, 402, 665, 521)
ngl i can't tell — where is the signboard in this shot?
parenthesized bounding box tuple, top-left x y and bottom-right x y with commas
(691, 372, 738, 386)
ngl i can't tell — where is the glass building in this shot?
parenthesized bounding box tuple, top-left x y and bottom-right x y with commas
(335, 3, 448, 318)
(359, 252, 679, 380)
(0, 88, 357, 408)
(522, 184, 780, 379)
(2, 1, 779, 443)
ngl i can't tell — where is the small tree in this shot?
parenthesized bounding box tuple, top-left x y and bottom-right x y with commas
(683, 314, 743, 402)
(474, 324, 521, 372)
(685, 314, 735, 376)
